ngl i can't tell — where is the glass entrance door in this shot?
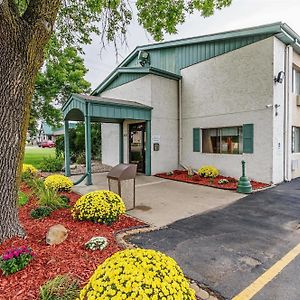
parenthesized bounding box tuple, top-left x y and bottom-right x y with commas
(129, 123, 146, 173)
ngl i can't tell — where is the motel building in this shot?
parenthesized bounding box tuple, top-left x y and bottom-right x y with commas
(63, 22, 300, 186)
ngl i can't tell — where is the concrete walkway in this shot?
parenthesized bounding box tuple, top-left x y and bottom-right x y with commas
(71, 173, 244, 228)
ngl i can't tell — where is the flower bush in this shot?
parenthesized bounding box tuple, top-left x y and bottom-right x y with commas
(71, 190, 125, 225)
(198, 165, 219, 178)
(21, 164, 38, 181)
(85, 237, 108, 251)
(44, 174, 73, 192)
(0, 246, 34, 276)
(79, 248, 196, 300)
(218, 178, 229, 185)
(22, 164, 38, 175)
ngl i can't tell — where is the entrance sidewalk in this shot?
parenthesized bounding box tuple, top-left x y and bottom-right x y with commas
(71, 173, 244, 228)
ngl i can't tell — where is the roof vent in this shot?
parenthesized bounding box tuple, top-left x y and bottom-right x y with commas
(138, 50, 150, 67)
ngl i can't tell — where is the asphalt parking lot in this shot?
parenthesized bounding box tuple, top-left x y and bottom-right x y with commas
(130, 179, 300, 300)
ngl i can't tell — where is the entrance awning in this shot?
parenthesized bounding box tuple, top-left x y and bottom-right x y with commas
(62, 94, 153, 185)
(63, 94, 152, 123)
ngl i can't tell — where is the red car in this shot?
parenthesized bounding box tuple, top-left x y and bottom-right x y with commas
(41, 140, 55, 148)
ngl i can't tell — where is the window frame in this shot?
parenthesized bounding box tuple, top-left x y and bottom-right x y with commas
(292, 126, 300, 153)
(201, 126, 243, 155)
(292, 67, 300, 95)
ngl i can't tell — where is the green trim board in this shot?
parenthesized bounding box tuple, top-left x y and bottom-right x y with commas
(92, 22, 300, 95)
(63, 94, 152, 122)
(99, 67, 181, 93)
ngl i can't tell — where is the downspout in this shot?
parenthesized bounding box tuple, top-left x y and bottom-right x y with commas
(284, 45, 291, 181)
(178, 79, 187, 169)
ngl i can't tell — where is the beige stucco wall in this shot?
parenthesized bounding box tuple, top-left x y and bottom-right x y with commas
(181, 37, 275, 183)
(101, 75, 179, 174)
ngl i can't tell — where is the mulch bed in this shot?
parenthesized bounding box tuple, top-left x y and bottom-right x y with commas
(156, 170, 270, 191)
(0, 184, 145, 300)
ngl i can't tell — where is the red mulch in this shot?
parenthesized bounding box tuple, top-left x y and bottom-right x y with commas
(0, 184, 145, 300)
(156, 170, 270, 191)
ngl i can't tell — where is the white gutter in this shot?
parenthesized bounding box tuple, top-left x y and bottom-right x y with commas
(178, 79, 190, 170)
(178, 79, 183, 167)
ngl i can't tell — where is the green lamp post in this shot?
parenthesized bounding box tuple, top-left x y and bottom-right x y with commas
(237, 160, 252, 194)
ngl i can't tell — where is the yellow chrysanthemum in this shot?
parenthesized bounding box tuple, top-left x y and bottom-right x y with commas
(79, 249, 196, 300)
(71, 190, 125, 224)
(198, 165, 219, 178)
(22, 164, 37, 175)
(44, 174, 73, 192)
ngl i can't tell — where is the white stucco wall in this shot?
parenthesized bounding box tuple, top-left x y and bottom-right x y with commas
(290, 49, 300, 179)
(101, 123, 119, 167)
(181, 37, 275, 183)
(101, 75, 179, 174)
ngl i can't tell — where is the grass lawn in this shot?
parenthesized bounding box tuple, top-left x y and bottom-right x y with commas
(24, 146, 56, 167)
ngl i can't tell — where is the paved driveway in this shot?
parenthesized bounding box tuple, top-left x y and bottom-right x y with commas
(129, 179, 300, 300)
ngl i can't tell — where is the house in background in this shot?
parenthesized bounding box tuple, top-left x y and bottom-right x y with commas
(37, 122, 63, 144)
(63, 22, 300, 185)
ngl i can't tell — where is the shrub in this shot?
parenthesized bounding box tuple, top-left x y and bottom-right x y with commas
(198, 165, 219, 178)
(85, 237, 108, 251)
(44, 174, 73, 192)
(39, 275, 80, 300)
(28, 178, 68, 210)
(38, 156, 64, 173)
(79, 248, 196, 300)
(60, 195, 70, 205)
(72, 190, 125, 225)
(18, 191, 29, 207)
(21, 164, 37, 181)
(30, 206, 52, 219)
(75, 152, 85, 165)
(0, 246, 34, 276)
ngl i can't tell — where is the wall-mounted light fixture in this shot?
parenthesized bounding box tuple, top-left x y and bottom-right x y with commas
(138, 50, 150, 67)
(274, 71, 285, 84)
(265, 104, 281, 116)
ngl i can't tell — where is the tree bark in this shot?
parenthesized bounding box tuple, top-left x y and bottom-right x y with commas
(0, 0, 60, 242)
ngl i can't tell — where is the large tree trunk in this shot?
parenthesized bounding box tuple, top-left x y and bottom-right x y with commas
(0, 0, 60, 242)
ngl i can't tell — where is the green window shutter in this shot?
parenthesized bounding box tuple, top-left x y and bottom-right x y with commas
(243, 124, 254, 153)
(193, 128, 201, 152)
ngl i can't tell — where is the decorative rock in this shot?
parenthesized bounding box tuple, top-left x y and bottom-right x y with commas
(46, 224, 68, 245)
(197, 289, 210, 300)
(190, 283, 210, 299)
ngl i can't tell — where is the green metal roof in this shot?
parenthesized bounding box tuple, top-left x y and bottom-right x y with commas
(92, 22, 300, 95)
(63, 94, 152, 122)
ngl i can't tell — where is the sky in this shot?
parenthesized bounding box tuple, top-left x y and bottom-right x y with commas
(82, 0, 300, 90)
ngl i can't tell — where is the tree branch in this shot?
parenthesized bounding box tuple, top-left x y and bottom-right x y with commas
(22, 0, 61, 30)
(0, 0, 20, 25)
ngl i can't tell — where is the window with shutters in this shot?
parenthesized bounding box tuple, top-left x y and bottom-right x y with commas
(202, 127, 243, 154)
